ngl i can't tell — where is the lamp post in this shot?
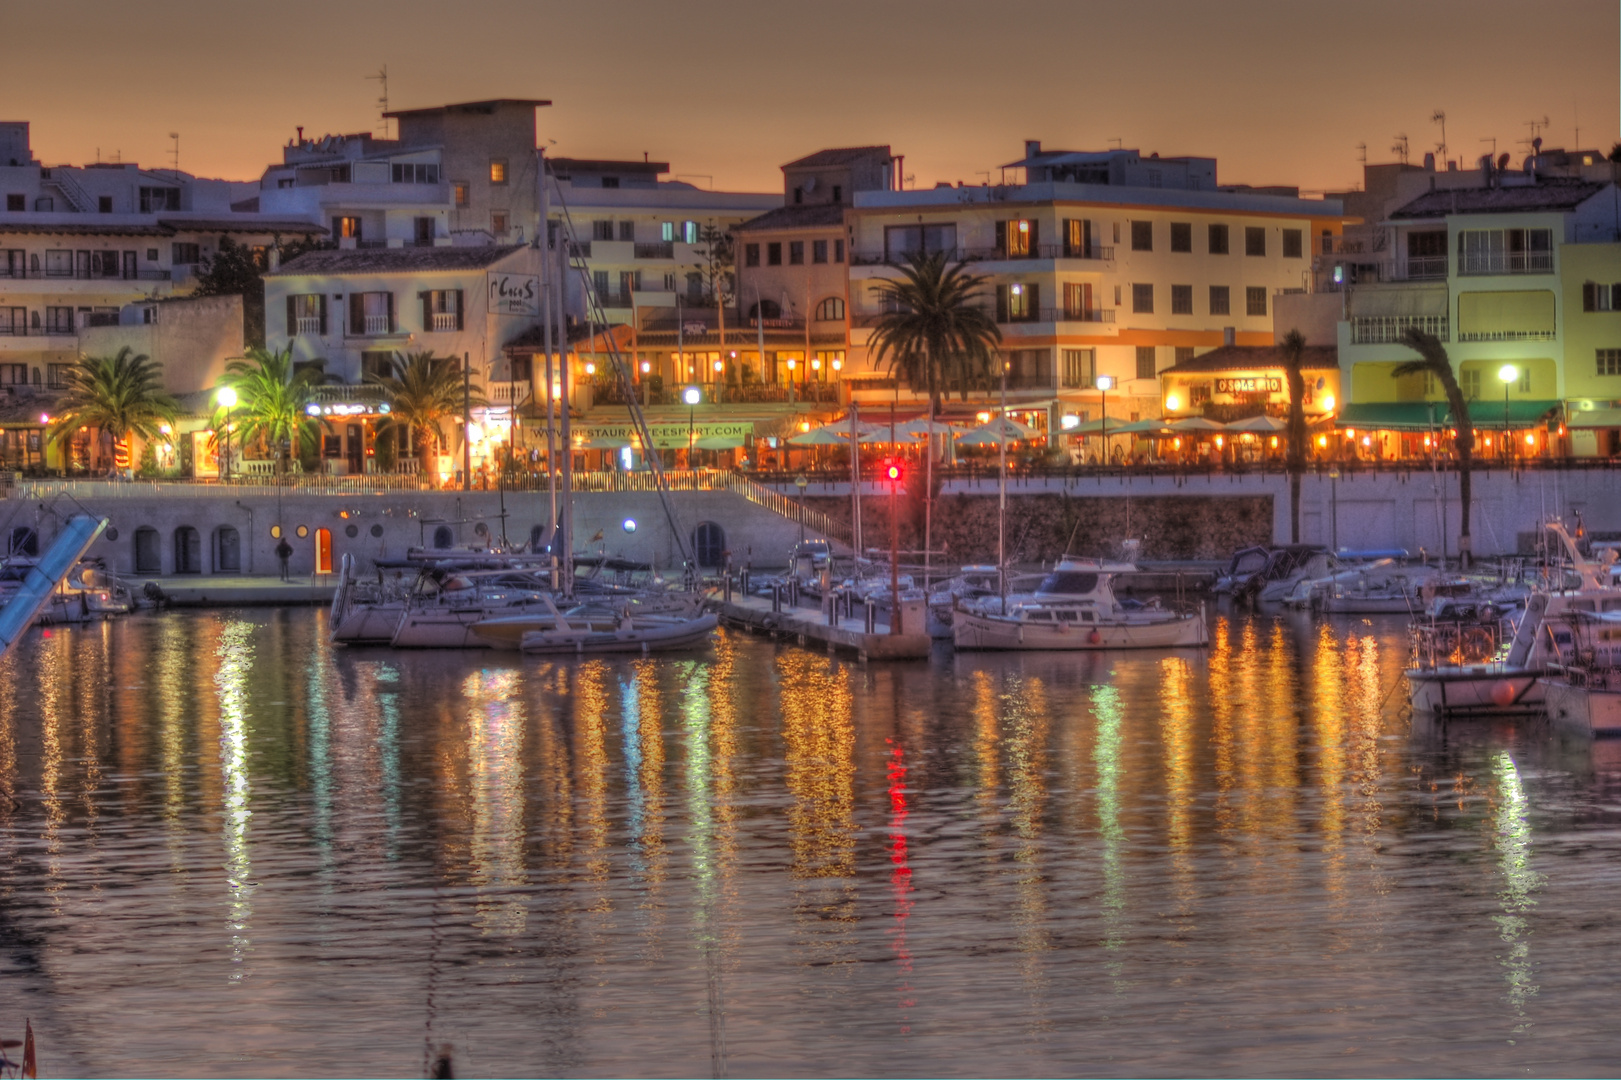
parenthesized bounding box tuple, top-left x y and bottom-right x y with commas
(1095, 373, 1115, 464)
(684, 385, 701, 471)
(216, 385, 237, 482)
(795, 472, 808, 542)
(1498, 364, 1518, 462)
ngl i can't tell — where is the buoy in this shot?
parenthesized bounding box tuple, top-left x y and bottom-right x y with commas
(1089, 629, 1103, 644)
(1491, 680, 1517, 707)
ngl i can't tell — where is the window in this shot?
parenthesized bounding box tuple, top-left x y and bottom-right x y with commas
(832, 185, 842, 203)
(4, 195, 21, 212)
(420, 289, 461, 332)
(661, 221, 675, 242)
(489, 160, 507, 184)
(1170, 222, 1192, 252)
(288, 293, 326, 336)
(1130, 221, 1153, 252)
(745, 244, 760, 267)
(1461, 368, 1481, 399)
(1113, 285, 1121, 306)
(682, 221, 699, 244)
(1135, 346, 1157, 380)
(1458, 228, 1553, 275)
(812, 239, 828, 263)
(815, 296, 845, 321)
(1004, 348, 1051, 388)
(619, 270, 640, 299)
(349, 291, 394, 335)
(0, 309, 22, 335)
(1175, 346, 1195, 365)
(391, 162, 440, 184)
(361, 351, 393, 380)
(619, 220, 634, 241)
(663, 272, 676, 290)
(1112, 221, 1121, 244)
(45, 306, 73, 333)
(34, 197, 52, 212)
(332, 216, 361, 240)
(1282, 229, 1303, 258)
(1064, 219, 1094, 258)
(789, 241, 804, 265)
(1321, 229, 1333, 254)
(172, 243, 200, 264)
(834, 238, 844, 263)
(998, 282, 1040, 322)
(768, 242, 782, 266)
(145, 248, 157, 261)
(1063, 282, 1094, 318)
(1002, 218, 1037, 257)
(414, 217, 435, 246)
(1171, 284, 1193, 315)
(1246, 286, 1267, 316)
(888, 223, 958, 261)
(1061, 348, 1096, 389)
(98, 196, 112, 213)
(1208, 224, 1229, 255)
(90, 251, 120, 278)
(1598, 349, 1621, 376)
(1583, 283, 1621, 311)
(593, 270, 609, 297)
(1245, 227, 1266, 257)
(1132, 283, 1153, 314)
(138, 187, 180, 212)
(47, 364, 70, 388)
(0, 363, 25, 384)
(453, 182, 469, 207)
(592, 220, 614, 242)
(1209, 286, 1230, 315)
(601, 176, 619, 189)
(491, 212, 508, 235)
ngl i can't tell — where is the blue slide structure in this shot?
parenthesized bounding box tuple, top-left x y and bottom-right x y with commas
(0, 515, 108, 660)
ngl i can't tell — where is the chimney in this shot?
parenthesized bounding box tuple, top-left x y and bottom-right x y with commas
(1423, 152, 1435, 171)
(1025, 140, 1041, 160)
(1223, 327, 1236, 346)
(296, 126, 303, 145)
(267, 247, 280, 272)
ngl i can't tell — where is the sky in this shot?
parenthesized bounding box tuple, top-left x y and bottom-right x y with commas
(11, 0, 1619, 195)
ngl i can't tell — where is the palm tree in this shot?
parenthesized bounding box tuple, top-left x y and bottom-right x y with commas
(1279, 330, 1308, 543)
(365, 351, 484, 484)
(217, 347, 326, 475)
(1394, 328, 1475, 566)
(866, 251, 1002, 413)
(48, 346, 178, 475)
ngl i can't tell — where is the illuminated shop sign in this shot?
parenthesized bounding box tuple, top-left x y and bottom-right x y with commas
(1215, 376, 1282, 395)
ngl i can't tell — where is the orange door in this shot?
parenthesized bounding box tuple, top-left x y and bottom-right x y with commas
(315, 528, 332, 575)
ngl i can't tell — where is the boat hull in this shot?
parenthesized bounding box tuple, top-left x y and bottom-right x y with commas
(953, 611, 1208, 651)
(331, 604, 403, 645)
(519, 613, 719, 655)
(1542, 677, 1621, 736)
(391, 608, 493, 648)
(1406, 666, 1543, 714)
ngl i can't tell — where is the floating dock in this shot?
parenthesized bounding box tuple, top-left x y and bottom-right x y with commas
(713, 594, 932, 660)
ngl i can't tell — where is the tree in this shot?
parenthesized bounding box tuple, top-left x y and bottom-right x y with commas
(364, 351, 485, 485)
(192, 234, 332, 347)
(1395, 328, 1475, 565)
(689, 222, 735, 382)
(866, 251, 1002, 412)
(1609, 142, 1621, 164)
(217, 347, 327, 475)
(1279, 329, 1308, 543)
(48, 346, 178, 474)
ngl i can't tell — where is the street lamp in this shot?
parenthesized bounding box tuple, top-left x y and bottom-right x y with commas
(684, 385, 701, 467)
(795, 473, 808, 542)
(1095, 374, 1115, 463)
(1498, 364, 1518, 460)
(216, 385, 238, 481)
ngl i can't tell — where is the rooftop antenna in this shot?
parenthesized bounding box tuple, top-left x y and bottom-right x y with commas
(1573, 97, 1580, 151)
(367, 65, 390, 138)
(1107, 137, 1123, 150)
(1522, 115, 1550, 149)
(1391, 133, 1409, 165)
(1431, 109, 1447, 161)
(904, 173, 915, 189)
(168, 132, 180, 176)
(1480, 135, 1498, 158)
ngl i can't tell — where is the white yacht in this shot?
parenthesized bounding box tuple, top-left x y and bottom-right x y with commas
(1407, 524, 1621, 714)
(953, 561, 1208, 651)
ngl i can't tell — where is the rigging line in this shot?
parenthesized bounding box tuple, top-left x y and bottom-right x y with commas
(549, 186, 691, 564)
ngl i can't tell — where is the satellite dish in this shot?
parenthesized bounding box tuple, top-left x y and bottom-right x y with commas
(803, 175, 817, 192)
(1497, 152, 1511, 170)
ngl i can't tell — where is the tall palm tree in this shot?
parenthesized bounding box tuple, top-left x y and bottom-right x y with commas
(1394, 328, 1475, 565)
(48, 346, 178, 474)
(1279, 330, 1308, 543)
(866, 251, 1002, 413)
(217, 347, 326, 475)
(365, 351, 484, 485)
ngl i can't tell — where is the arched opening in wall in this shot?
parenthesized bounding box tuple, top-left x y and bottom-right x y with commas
(214, 526, 241, 573)
(315, 528, 333, 575)
(432, 525, 454, 549)
(815, 296, 845, 321)
(134, 527, 160, 574)
(173, 526, 201, 574)
(692, 521, 725, 567)
(746, 299, 781, 321)
(8, 526, 37, 557)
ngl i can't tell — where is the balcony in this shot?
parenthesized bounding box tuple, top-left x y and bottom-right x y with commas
(1350, 315, 1449, 344)
(0, 325, 75, 339)
(1459, 251, 1553, 276)
(0, 267, 170, 282)
(295, 316, 322, 335)
(362, 315, 393, 335)
(1456, 328, 1557, 342)
(634, 242, 675, 260)
(592, 290, 633, 309)
(1060, 307, 1115, 323)
(491, 380, 531, 404)
(431, 312, 457, 331)
(851, 243, 1116, 267)
(1394, 255, 1448, 281)
(567, 241, 592, 260)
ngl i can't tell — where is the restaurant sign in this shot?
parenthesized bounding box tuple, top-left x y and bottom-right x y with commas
(1216, 376, 1282, 395)
(574, 421, 755, 449)
(488, 272, 540, 317)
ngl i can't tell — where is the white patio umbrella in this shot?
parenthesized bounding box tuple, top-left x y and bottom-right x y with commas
(1112, 419, 1177, 436)
(1224, 415, 1288, 433)
(1169, 416, 1227, 432)
(1070, 417, 1127, 435)
(894, 417, 959, 437)
(787, 426, 851, 446)
(960, 416, 1039, 442)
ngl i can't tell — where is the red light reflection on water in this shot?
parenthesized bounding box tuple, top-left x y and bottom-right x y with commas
(886, 738, 914, 1032)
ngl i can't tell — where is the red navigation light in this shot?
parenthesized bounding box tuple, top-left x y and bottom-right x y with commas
(884, 460, 902, 483)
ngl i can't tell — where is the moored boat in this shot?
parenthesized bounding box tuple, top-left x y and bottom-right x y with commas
(953, 561, 1207, 650)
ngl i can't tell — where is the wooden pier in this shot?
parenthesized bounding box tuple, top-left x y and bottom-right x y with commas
(712, 593, 933, 660)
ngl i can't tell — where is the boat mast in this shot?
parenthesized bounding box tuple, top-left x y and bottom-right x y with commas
(998, 354, 1008, 612)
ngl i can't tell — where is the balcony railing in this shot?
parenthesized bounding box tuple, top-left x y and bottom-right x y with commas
(1350, 314, 1449, 344)
(491, 380, 531, 403)
(1457, 328, 1557, 342)
(1393, 255, 1448, 280)
(851, 243, 1115, 266)
(362, 315, 393, 334)
(295, 316, 322, 335)
(431, 312, 457, 331)
(567, 241, 592, 259)
(592, 290, 633, 309)
(1459, 252, 1554, 276)
(634, 242, 675, 260)
(0, 267, 170, 282)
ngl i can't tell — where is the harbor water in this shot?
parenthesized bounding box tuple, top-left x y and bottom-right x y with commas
(3, 608, 1621, 1077)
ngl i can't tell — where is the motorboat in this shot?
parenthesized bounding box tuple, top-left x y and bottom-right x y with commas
(1406, 523, 1621, 715)
(1537, 611, 1621, 736)
(468, 592, 704, 648)
(1215, 544, 1332, 603)
(953, 561, 1208, 650)
(470, 594, 717, 655)
(0, 557, 135, 625)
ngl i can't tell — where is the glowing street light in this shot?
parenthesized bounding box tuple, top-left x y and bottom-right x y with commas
(216, 385, 238, 482)
(684, 385, 702, 461)
(1499, 364, 1518, 459)
(1096, 373, 1115, 462)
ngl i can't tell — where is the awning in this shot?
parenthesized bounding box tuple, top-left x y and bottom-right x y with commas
(1565, 407, 1621, 429)
(693, 434, 745, 450)
(1335, 401, 1560, 431)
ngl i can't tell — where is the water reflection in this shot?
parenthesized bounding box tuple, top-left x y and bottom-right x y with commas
(1492, 750, 1542, 1032)
(213, 620, 254, 982)
(463, 669, 527, 939)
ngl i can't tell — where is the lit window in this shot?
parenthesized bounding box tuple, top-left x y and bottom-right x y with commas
(489, 160, 507, 184)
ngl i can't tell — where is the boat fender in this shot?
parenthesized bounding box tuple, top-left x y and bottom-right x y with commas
(1089, 629, 1102, 644)
(1491, 680, 1518, 708)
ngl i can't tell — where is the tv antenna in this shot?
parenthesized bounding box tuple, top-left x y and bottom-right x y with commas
(1522, 115, 1550, 149)
(367, 65, 391, 138)
(1391, 133, 1409, 164)
(168, 132, 180, 176)
(1480, 135, 1498, 162)
(1356, 141, 1367, 166)
(1107, 137, 1123, 150)
(1431, 110, 1447, 161)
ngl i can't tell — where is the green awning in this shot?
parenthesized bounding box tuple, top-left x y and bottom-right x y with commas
(1335, 401, 1559, 431)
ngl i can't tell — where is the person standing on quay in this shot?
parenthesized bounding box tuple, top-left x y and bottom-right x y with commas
(275, 536, 293, 581)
